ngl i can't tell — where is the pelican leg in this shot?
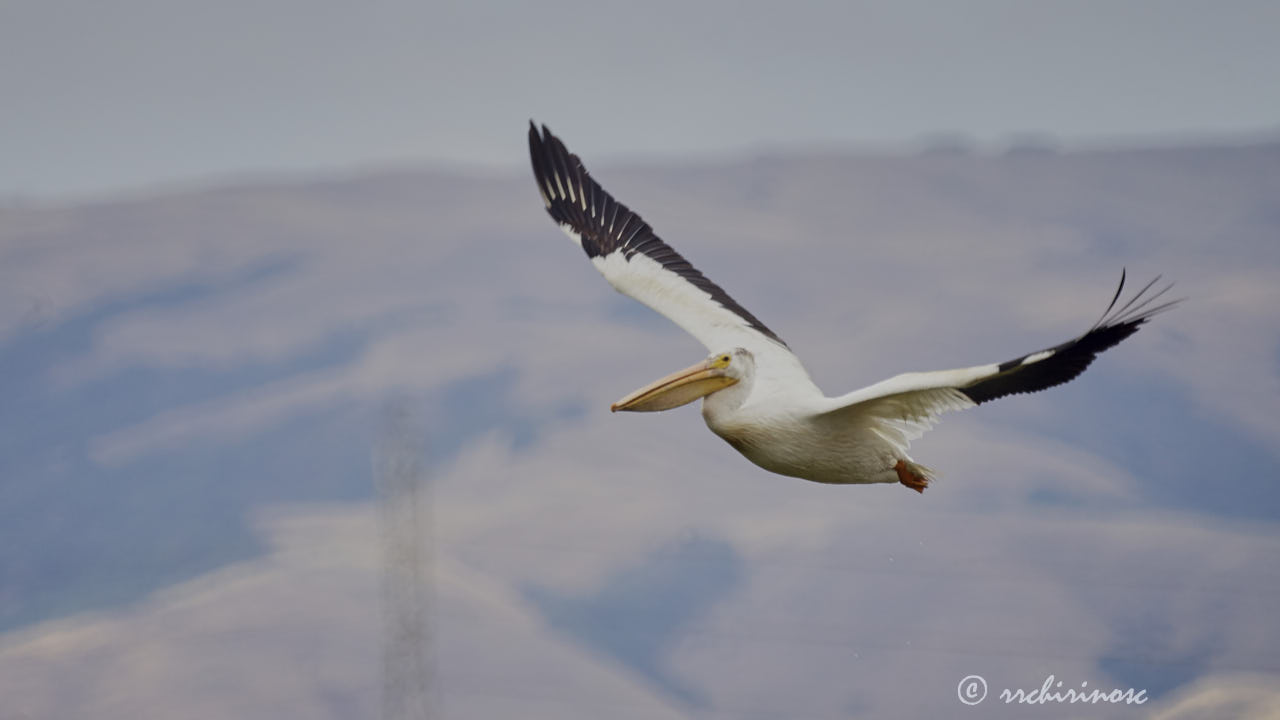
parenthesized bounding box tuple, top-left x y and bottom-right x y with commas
(894, 459, 929, 494)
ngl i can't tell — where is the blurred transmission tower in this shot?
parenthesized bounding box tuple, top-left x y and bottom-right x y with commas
(374, 401, 431, 720)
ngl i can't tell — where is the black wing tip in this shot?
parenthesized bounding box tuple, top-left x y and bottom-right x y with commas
(529, 120, 558, 144)
(526, 121, 561, 167)
(1094, 270, 1183, 333)
(962, 271, 1179, 405)
(528, 121, 587, 221)
(1069, 269, 1182, 361)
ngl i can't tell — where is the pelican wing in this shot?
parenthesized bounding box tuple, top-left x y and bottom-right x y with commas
(816, 272, 1179, 448)
(528, 122, 787, 356)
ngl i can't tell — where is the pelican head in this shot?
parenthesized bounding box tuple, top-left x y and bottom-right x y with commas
(611, 348, 751, 412)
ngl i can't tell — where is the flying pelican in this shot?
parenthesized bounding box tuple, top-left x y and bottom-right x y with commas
(527, 123, 1177, 492)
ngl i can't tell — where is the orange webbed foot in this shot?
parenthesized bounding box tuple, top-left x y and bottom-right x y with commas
(894, 459, 929, 494)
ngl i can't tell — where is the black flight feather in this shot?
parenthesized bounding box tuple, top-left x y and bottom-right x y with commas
(960, 270, 1180, 404)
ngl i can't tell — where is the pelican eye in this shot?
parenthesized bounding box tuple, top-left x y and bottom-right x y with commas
(717, 354, 731, 366)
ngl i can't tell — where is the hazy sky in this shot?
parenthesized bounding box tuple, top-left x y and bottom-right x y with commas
(3, 133, 1279, 716)
(3, 0, 1278, 199)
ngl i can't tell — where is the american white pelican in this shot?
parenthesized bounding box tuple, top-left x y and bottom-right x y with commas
(528, 123, 1177, 492)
